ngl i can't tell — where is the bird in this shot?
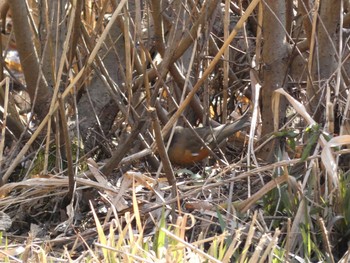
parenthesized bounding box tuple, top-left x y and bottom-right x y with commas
(167, 113, 250, 166)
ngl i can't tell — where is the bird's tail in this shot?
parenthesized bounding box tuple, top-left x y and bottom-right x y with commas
(214, 113, 251, 145)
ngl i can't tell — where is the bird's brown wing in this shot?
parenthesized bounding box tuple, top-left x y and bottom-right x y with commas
(177, 127, 208, 153)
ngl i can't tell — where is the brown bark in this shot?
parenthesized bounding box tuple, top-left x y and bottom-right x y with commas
(307, 0, 340, 122)
(6, 0, 52, 121)
(259, 1, 289, 161)
(0, 1, 9, 33)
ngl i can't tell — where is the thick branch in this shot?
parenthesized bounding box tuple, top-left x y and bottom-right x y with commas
(7, 0, 52, 120)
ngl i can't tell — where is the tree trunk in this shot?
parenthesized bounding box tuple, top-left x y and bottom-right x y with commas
(7, 0, 52, 121)
(259, 1, 289, 161)
(307, 0, 340, 122)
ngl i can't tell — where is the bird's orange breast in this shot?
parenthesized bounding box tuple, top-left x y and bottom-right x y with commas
(166, 114, 250, 166)
(168, 145, 210, 166)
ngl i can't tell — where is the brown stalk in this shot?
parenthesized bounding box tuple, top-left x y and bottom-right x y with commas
(100, 120, 146, 177)
(58, 94, 75, 205)
(149, 107, 178, 220)
(160, 0, 260, 143)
